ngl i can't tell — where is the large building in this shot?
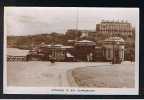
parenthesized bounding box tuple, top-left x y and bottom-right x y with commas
(96, 20, 135, 38)
(96, 20, 135, 61)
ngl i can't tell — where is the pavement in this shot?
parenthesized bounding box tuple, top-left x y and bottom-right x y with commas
(7, 62, 111, 87)
(71, 61, 135, 88)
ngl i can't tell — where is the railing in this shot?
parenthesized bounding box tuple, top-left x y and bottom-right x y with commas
(7, 56, 27, 62)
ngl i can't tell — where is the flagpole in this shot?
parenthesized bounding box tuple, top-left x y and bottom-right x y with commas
(76, 7, 79, 31)
(75, 7, 79, 41)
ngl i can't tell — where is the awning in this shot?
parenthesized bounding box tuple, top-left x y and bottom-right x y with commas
(66, 53, 74, 57)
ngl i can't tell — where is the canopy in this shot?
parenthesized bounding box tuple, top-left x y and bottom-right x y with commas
(104, 36, 125, 44)
(75, 40, 96, 46)
(66, 53, 74, 57)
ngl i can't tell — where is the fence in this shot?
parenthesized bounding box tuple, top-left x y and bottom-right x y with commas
(7, 56, 27, 62)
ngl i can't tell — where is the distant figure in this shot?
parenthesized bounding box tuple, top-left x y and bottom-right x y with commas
(87, 54, 90, 62)
(89, 52, 93, 61)
(87, 53, 93, 62)
(131, 55, 134, 64)
(49, 55, 56, 63)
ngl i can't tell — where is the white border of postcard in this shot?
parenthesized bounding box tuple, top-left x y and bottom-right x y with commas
(3, 7, 139, 95)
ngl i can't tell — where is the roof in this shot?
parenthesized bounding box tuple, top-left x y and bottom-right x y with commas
(40, 44, 73, 50)
(67, 40, 76, 42)
(104, 36, 125, 44)
(75, 40, 96, 46)
(7, 48, 29, 56)
(54, 44, 64, 47)
(77, 40, 94, 43)
(61, 46, 74, 49)
(41, 44, 63, 47)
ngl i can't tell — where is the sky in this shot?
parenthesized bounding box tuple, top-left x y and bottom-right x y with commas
(4, 7, 139, 36)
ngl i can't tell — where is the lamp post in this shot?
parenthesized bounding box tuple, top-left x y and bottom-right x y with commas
(112, 41, 121, 64)
(50, 37, 56, 63)
(116, 41, 120, 64)
(112, 41, 115, 64)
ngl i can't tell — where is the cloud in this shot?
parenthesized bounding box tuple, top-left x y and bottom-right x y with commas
(4, 7, 139, 36)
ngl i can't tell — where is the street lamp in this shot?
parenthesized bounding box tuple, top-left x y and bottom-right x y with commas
(116, 41, 120, 64)
(112, 41, 115, 64)
(112, 40, 121, 64)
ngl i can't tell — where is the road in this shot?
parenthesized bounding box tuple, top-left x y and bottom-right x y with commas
(7, 62, 110, 87)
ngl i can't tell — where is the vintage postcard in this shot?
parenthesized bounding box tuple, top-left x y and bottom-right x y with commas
(4, 7, 139, 95)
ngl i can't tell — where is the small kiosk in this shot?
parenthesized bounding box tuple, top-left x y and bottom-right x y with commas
(103, 36, 125, 64)
(74, 40, 96, 61)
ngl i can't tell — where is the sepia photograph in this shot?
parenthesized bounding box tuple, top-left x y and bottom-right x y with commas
(4, 7, 139, 95)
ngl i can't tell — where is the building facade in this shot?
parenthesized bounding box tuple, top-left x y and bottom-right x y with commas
(96, 20, 135, 38)
(103, 36, 125, 63)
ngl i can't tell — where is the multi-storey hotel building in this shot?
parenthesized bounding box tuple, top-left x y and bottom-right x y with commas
(96, 20, 135, 37)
